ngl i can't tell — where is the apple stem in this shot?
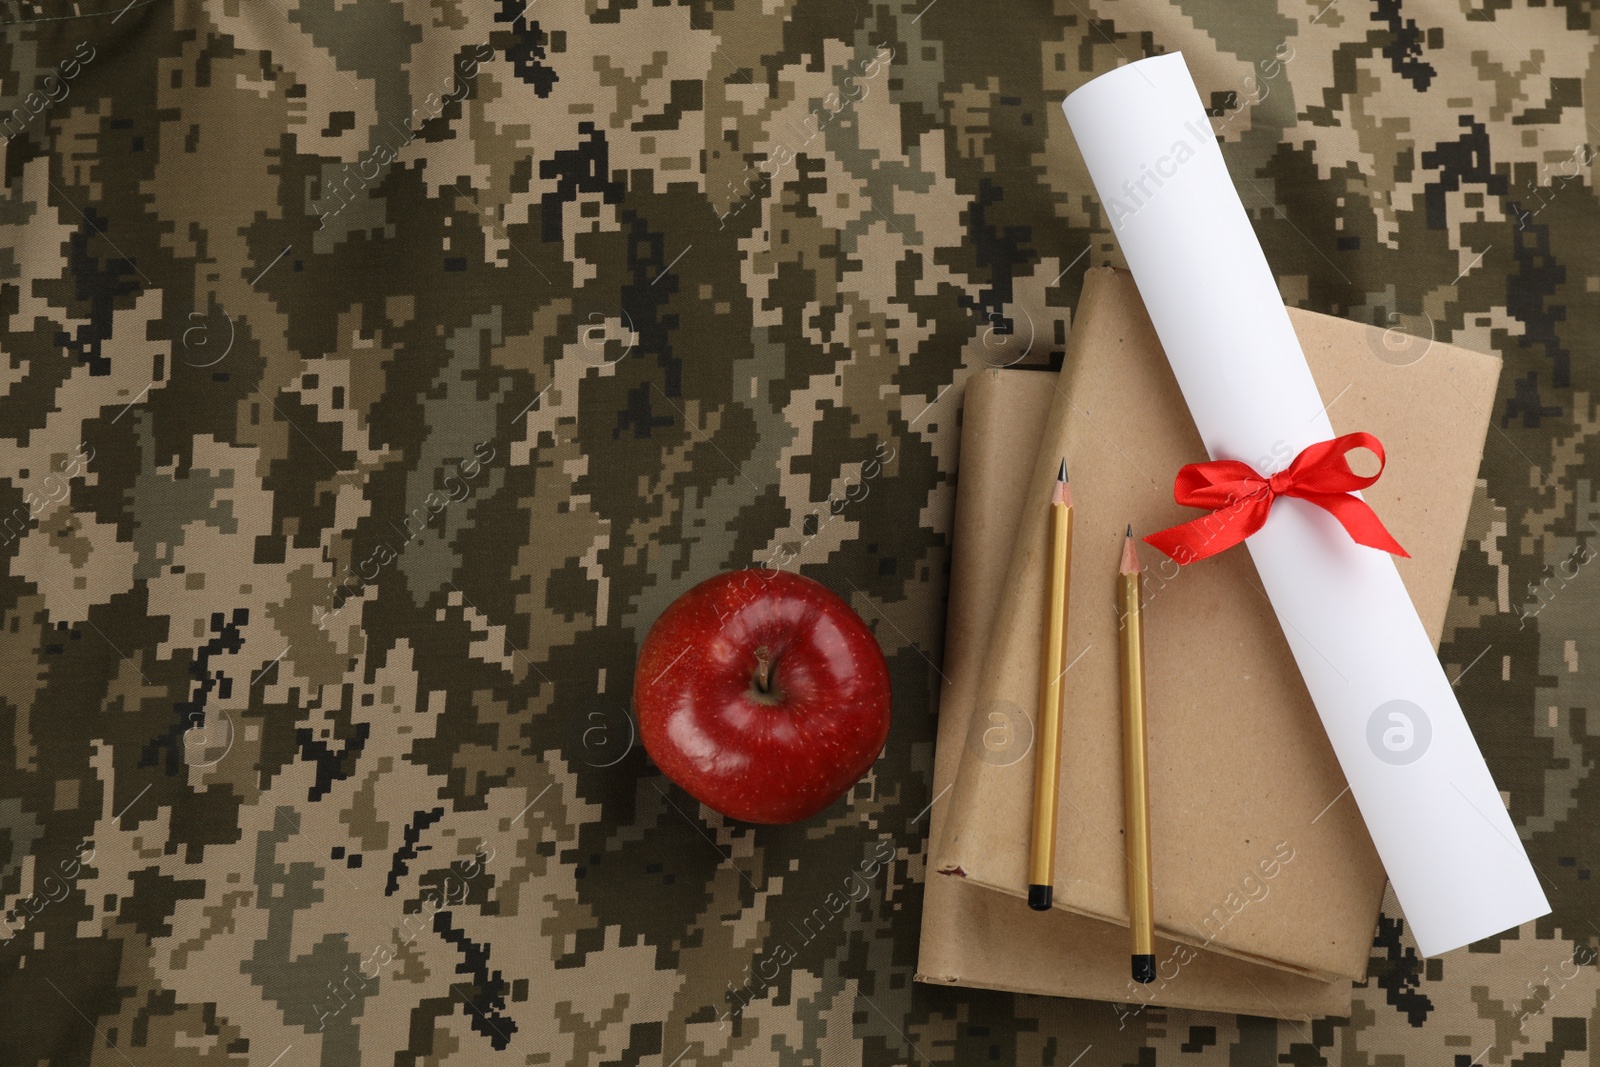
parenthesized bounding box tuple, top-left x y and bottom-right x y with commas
(754, 646, 773, 694)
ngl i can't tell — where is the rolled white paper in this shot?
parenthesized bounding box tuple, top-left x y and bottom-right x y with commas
(1063, 52, 1548, 957)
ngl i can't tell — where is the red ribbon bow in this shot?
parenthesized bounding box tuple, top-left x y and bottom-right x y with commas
(1143, 431, 1409, 564)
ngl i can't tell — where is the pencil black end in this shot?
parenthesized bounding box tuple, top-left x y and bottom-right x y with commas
(1132, 954, 1157, 984)
(1028, 884, 1052, 911)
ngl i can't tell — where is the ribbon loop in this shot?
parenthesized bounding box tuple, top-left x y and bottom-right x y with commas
(1143, 432, 1409, 564)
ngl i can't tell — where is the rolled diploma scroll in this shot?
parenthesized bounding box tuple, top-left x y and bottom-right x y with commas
(1063, 52, 1548, 957)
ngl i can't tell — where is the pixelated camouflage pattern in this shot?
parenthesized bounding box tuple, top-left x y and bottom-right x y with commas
(0, 0, 1597, 1063)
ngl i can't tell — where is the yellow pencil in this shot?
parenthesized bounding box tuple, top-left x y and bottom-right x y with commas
(1029, 458, 1072, 910)
(1118, 525, 1156, 982)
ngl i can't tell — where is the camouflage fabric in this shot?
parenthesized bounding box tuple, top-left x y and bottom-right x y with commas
(1, 0, 1597, 1063)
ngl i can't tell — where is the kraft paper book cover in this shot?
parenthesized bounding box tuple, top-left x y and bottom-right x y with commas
(932, 267, 1501, 983)
(915, 361, 1353, 1020)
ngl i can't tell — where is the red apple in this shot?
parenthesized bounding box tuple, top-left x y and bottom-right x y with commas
(633, 568, 892, 824)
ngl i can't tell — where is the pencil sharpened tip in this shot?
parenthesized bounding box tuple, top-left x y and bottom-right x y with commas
(1057, 457, 1068, 483)
(1120, 530, 1140, 574)
(1125, 523, 1133, 538)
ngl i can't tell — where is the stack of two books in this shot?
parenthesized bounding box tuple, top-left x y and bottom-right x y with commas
(915, 268, 1501, 1019)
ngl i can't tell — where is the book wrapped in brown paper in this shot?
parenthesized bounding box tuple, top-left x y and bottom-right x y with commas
(931, 267, 1500, 984)
(915, 363, 1352, 1020)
